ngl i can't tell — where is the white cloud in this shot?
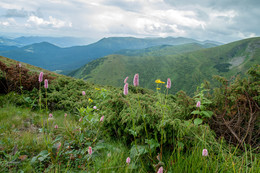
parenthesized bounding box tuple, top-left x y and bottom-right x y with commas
(27, 15, 72, 28)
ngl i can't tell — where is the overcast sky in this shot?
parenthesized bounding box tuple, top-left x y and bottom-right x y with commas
(0, 0, 259, 43)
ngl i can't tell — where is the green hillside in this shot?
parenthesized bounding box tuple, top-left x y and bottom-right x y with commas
(70, 37, 260, 95)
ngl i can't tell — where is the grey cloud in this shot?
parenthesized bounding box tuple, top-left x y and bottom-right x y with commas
(4, 8, 42, 18)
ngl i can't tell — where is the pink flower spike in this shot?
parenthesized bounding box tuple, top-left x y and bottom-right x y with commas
(196, 101, 201, 108)
(126, 157, 131, 164)
(54, 124, 58, 129)
(100, 115, 104, 122)
(49, 113, 53, 118)
(157, 166, 163, 173)
(167, 78, 171, 89)
(82, 91, 86, 96)
(133, 74, 139, 87)
(124, 76, 129, 84)
(93, 106, 97, 109)
(44, 79, 48, 89)
(202, 149, 208, 156)
(79, 117, 82, 122)
(19, 63, 22, 68)
(88, 146, 93, 155)
(39, 72, 43, 82)
(124, 83, 128, 95)
(64, 113, 67, 118)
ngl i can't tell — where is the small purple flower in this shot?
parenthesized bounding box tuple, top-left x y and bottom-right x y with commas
(88, 146, 92, 155)
(54, 124, 58, 129)
(82, 91, 86, 96)
(157, 166, 163, 173)
(124, 76, 129, 84)
(133, 74, 139, 87)
(19, 63, 22, 68)
(39, 72, 43, 82)
(124, 83, 128, 95)
(44, 79, 48, 89)
(100, 115, 104, 122)
(93, 106, 97, 109)
(196, 101, 201, 108)
(202, 149, 208, 156)
(49, 113, 53, 118)
(167, 78, 171, 89)
(126, 157, 130, 165)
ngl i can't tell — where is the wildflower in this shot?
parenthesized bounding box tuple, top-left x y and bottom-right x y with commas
(124, 83, 128, 95)
(124, 76, 129, 84)
(93, 106, 97, 109)
(88, 98, 93, 102)
(126, 157, 131, 165)
(156, 88, 161, 90)
(88, 146, 92, 155)
(39, 72, 43, 82)
(49, 113, 53, 118)
(44, 79, 48, 89)
(54, 124, 58, 129)
(79, 117, 82, 122)
(95, 88, 100, 90)
(196, 101, 201, 108)
(19, 63, 22, 68)
(155, 79, 165, 84)
(202, 149, 208, 156)
(167, 78, 171, 89)
(64, 113, 67, 118)
(157, 166, 163, 173)
(100, 115, 104, 122)
(133, 74, 139, 86)
(82, 91, 86, 96)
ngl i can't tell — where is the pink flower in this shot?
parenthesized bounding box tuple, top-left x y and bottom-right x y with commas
(79, 117, 82, 122)
(196, 101, 201, 108)
(39, 72, 43, 82)
(19, 63, 22, 68)
(49, 113, 53, 118)
(124, 76, 129, 84)
(202, 149, 208, 156)
(124, 83, 128, 95)
(93, 106, 97, 109)
(88, 146, 92, 155)
(44, 79, 48, 89)
(64, 113, 67, 118)
(133, 74, 139, 87)
(54, 124, 58, 129)
(82, 91, 86, 96)
(100, 115, 104, 122)
(157, 166, 163, 173)
(167, 78, 171, 89)
(126, 157, 130, 164)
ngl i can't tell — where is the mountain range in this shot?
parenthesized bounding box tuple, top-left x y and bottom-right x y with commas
(0, 36, 221, 72)
(69, 37, 260, 95)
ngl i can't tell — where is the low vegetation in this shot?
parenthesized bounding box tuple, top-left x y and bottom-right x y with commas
(0, 57, 259, 172)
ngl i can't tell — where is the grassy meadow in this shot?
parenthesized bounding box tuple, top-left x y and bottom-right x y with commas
(0, 56, 259, 172)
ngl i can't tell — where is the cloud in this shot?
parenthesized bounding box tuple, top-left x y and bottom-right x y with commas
(26, 15, 72, 28)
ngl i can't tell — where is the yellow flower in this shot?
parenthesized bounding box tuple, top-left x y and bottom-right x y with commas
(155, 79, 165, 84)
(156, 88, 161, 90)
(95, 88, 100, 90)
(88, 98, 93, 102)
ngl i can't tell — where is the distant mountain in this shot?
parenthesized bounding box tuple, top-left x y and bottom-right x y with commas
(0, 36, 220, 72)
(69, 37, 260, 95)
(13, 36, 93, 47)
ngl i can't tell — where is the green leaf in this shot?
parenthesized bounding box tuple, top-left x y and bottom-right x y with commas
(191, 110, 200, 115)
(145, 139, 159, 150)
(194, 118, 203, 126)
(201, 111, 213, 118)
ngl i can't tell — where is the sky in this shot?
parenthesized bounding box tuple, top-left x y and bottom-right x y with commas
(0, 0, 259, 43)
